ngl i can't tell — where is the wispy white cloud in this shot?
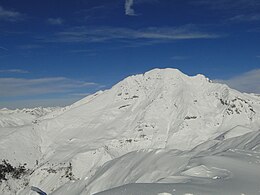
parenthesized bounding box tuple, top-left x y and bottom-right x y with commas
(77, 5, 106, 15)
(47, 17, 64, 25)
(76, 4, 117, 22)
(0, 77, 98, 97)
(0, 69, 29, 74)
(229, 14, 260, 22)
(45, 25, 222, 45)
(124, 0, 159, 16)
(68, 49, 97, 56)
(0, 46, 8, 51)
(18, 44, 43, 50)
(68, 49, 92, 53)
(125, 0, 136, 16)
(0, 5, 23, 22)
(214, 69, 260, 94)
(247, 27, 260, 33)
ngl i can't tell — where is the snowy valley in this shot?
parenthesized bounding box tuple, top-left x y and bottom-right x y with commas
(0, 68, 260, 195)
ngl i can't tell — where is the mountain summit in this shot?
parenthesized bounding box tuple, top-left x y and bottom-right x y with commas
(1, 68, 260, 195)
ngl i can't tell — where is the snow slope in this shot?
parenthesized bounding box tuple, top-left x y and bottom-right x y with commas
(96, 150, 260, 195)
(0, 68, 260, 195)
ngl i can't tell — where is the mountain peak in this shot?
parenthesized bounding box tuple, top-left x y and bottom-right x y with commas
(121, 68, 211, 87)
(114, 68, 211, 99)
(144, 68, 185, 76)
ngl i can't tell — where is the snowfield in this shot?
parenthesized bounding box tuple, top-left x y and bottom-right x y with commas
(0, 68, 260, 195)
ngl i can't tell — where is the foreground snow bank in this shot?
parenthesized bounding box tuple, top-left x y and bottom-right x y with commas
(50, 131, 260, 195)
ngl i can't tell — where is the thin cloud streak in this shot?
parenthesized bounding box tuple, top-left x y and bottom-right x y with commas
(77, 5, 106, 15)
(47, 18, 64, 25)
(0, 77, 98, 97)
(0, 5, 23, 22)
(43, 25, 223, 45)
(0, 69, 29, 74)
(67, 49, 96, 54)
(214, 69, 260, 94)
(18, 44, 43, 50)
(192, 0, 260, 10)
(229, 14, 260, 22)
(0, 46, 8, 51)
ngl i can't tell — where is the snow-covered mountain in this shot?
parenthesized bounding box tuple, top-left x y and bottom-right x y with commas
(0, 68, 260, 195)
(0, 107, 61, 128)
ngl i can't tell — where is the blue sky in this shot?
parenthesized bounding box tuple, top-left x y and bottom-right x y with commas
(0, 0, 259, 108)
